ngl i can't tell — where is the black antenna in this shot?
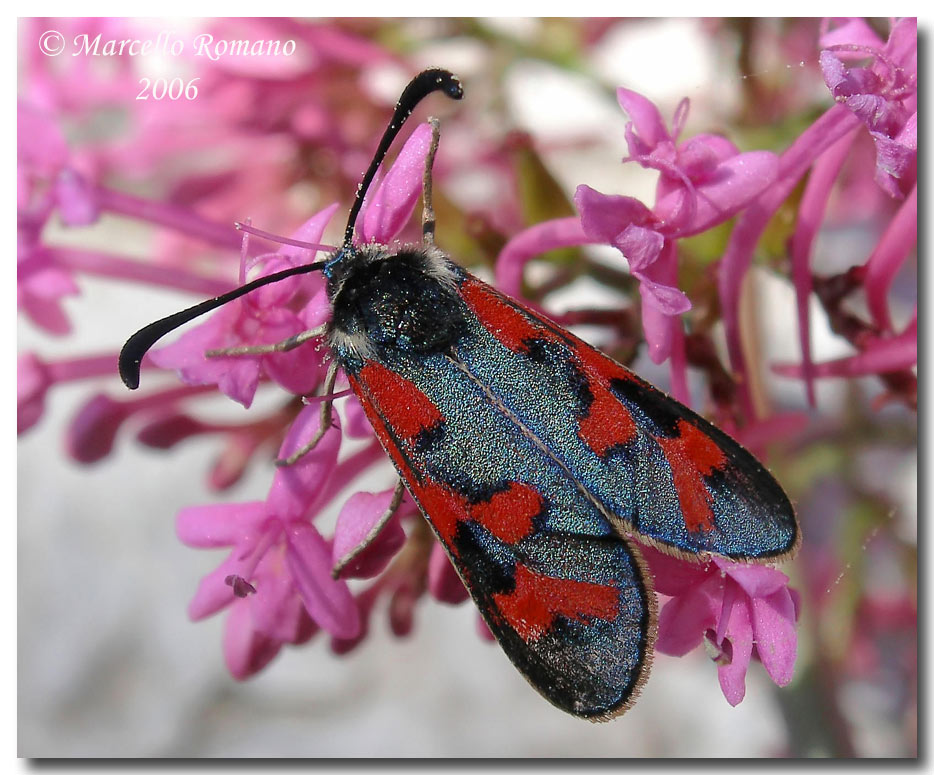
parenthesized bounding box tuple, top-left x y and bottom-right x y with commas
(342, 68, 463, 247)
(119, 68, 463, 390)
(119, 260, 328, 388)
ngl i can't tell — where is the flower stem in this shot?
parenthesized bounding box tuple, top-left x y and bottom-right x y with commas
(95, 186, 243, 249)
(50, 248, 232, 296)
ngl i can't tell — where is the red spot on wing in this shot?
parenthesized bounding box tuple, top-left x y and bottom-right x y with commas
(657, 420, 726, 533)
(348, 371, 412, 477)
(572, 339, 638, 386)
(571, 343, 640, 456)
(470, 482, 542, 544)
(493, 565, 620, 642)
(461, 277, 560, 353)
(577, 380, 639, 456)
(356, 361, 443, 443)
(677, 419, 728, 475)
(411, 479, 470, 546)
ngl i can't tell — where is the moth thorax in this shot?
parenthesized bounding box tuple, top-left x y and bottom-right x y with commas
(327, 245, 467, 360)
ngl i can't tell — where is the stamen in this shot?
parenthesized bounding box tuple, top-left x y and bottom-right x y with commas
(225, 575, 257, 597)
(235, 221, 338, 254)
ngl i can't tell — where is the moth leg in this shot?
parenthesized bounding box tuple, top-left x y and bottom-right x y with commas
(331, 479, 407, 579)
(275, 361, 339, 467)
(421, 117, 441, 246)
(205, 324, 327, 358)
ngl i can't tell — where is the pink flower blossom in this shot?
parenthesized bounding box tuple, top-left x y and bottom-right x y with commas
(17, 353, 49, 434)
(615, 88, 779, 236)
(177, 405, 358, 677)
(643, 545, 799, 706)
(757, 18, 918, 410)
(150, 207, 338, 407)
(66, 384, 215, 464)
(819, 17, 917, 200)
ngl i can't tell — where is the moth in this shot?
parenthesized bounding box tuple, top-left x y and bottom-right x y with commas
(120, 68, 799, 721)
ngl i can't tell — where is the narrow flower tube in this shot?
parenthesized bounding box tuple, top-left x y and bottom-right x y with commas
(790, 129, 859, 406)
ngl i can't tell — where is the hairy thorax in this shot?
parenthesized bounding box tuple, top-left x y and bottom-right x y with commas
(326, 244, 469, 363)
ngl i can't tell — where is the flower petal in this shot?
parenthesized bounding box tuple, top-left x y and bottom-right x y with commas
(55, 169, 100, 226)
(176, 501, 267, 548)
(250, 563, 308, 643)
(614, 224, 664, 273)
(358, 122, 432, 245)
(267, 405, 341, 519)
(641, 543, 712, 596)
(330, 585, 380, 655)
(636, 274, 692, 316)
(278, 203, 340, 265)
(65, 394, 127, 463)
(656, 578, 721, 656)
(17, 353, 49, 434)
(222, 597, 282, 680)
(331, 489, 406, 579)
(573, 184, 655, 244)
(750, 588, 798, 687)
(715, 558, 790, 599)
(217, 359, 262, 409)
(656, 151, 779, 235)
(617, 87, 671, 152)
(285, 521, 360, 639)
(716, 594, 754, 706)
(188, 548, 260, 621)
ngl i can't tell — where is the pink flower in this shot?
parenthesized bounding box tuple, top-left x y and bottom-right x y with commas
(177, 405, 358, 678)
(66, 384, 215, 464)
(644, 545, 799, 706)
(357, 122, 435, 244)
(615, 88, 778, 236)
(18, 353, 50, 434)
(149, 206, 338, 407)
(819, 17, 917, 200)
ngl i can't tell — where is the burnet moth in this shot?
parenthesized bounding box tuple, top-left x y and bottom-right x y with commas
(120, 68, 799, 721)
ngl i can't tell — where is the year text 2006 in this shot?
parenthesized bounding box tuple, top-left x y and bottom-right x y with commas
(137, 77, 200, 100)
